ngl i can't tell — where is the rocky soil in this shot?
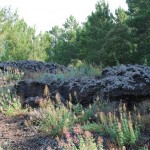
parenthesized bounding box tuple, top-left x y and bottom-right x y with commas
(0, 113, 61, 150)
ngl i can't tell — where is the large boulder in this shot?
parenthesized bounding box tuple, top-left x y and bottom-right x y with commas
(13, 64, 150, 108)
(100, 64, 150, 100)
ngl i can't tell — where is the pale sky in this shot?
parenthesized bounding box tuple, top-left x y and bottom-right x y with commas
(0, 0, 127, 32)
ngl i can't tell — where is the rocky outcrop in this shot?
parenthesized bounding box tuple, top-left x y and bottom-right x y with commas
(100, 64, 150, 99)
(0, 60, 67, 73)
(13, 64, 150, 108)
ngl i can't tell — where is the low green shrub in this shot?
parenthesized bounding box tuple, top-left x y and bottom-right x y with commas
(27, 94, 144, 149)
(98, 104, 141, 148)
(38, 64, 101, 81)
(0, 67, 23, 82)
(29, 101, 77, 136)
(66, 65, 101, 78)
(82, 123, 102, 134)
(0, 89, 27, 116)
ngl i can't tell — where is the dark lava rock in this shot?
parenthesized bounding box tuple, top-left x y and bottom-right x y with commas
(13, 77, 100, 107)
(13, 79, 64, 107)
(100, 64, 150, 100)
(13, 64, 150, 108)
(23, 96, 45, 108)
(0, 60, 67, 73)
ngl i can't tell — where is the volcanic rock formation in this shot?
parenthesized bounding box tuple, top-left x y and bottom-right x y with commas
(13, 64, 150, 108)
(0, 60, 67, 73)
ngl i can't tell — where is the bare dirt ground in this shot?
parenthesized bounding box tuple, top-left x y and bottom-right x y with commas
(0, 113, 60, 150)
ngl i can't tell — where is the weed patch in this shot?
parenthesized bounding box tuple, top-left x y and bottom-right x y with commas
(0, 89, 27, 116)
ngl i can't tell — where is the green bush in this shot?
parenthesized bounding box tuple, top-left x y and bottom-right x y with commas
(99, 104, 141, 147)
(0, 89, 27, 116)
(29, 101, 77, 136)
(38, 65, 101, 82)
(0, 67, 23, 82)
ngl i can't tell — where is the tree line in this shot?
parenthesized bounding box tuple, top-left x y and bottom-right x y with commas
(0, 0, 150, 67)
